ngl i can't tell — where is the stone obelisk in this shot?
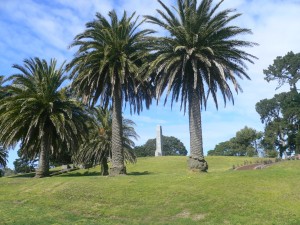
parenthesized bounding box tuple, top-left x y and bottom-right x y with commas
(155, 125, 163, 156)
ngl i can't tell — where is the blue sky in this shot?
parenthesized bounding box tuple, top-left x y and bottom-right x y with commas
(1, 0, 300, 169)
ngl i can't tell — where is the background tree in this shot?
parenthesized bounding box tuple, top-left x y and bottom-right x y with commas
(208, 126, 262, 156)
(145, 0, 256, 172)
(0, 58, 89, 178)
(264, 51, 300, 91)
(259, 52, 300, 157)
(13, 149, 38, 173)
(74, 107, 138, 176)
(1, 168, 15, 177)
(68, 11, 154, 176)
(256, 91, 300, 157)
(134, 135, 187, 157)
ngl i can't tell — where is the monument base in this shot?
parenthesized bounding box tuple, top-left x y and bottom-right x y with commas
(155, 151, 162, 157)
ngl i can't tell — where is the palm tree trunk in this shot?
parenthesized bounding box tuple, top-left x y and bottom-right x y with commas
(110, 83, 126, 176)
(35, 136, 50, 178)
(100, 157, 109, 176)
(187, 88, 208, 172)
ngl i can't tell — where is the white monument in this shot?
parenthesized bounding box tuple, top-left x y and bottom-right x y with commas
(155, 125, 163, 156)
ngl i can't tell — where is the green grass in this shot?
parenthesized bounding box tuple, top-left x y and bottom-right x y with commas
(1, 156, 300, 225)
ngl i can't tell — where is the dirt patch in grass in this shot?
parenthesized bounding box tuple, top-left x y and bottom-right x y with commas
(235, 163, 276, 170)
(176, 210, 206, 221)
(235, 164, 261, 170)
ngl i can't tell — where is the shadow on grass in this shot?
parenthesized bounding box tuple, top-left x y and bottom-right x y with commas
(8, 170, 153, 178)
(58, 171, 101, 177)
(60, 171, 153, 177)
(7, 170, 100, 178)
(127, 171, 153, 176)
(8, 173, 35, 178)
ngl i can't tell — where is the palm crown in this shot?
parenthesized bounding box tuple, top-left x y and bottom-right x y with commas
(68, 10, 154, 175)
(0, 58, 89, 177)
(145, 0, 257, 171)
(146, 0, 257, 111)
(67, 10, 154, 112)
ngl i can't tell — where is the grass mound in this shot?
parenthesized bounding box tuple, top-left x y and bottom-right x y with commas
(1, 156, 300, 224)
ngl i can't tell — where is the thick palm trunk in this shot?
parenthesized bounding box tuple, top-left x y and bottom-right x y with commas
(35, 136, 50, 178)
(110, 85, 126, 176)
(187, 88, 208, 172)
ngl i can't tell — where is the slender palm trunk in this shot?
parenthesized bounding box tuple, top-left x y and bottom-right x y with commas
(35, 136, 50, 178)
(110, 83, 126, 176)
(100, 157, 109, 176)
(187, 88, 208, 172)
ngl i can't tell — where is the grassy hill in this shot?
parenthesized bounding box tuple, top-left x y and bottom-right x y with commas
(1, 156, 300, 225)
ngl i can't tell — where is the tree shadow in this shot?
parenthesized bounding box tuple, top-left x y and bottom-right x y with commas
(57, 171, 101, 177)
(127, 171, 153, 176)
(8, 170, 153, 178)
(8, 173, 35, 178)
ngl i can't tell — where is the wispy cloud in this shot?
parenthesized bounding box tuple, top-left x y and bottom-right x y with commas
(130, 115, 167, 125)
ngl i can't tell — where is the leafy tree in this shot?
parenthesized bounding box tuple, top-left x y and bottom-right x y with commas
(256, 91, 300, 157)
(264, 149, 278, 158)
(134, 135, 187, 157)
(208, 126, 262, 156)
(235, 127, 263, 156)
(74, 107, 138, 176)
(0, 58, 89, 178)
(49, 151, 73, 167)
(67, 11, 154, 176)
(264, 51, 300, 91)
(1, 168, 15, 177)
(13, 157, 36, 174)
(13, 149, 37, 173)
(145, 0, 256, 171)
(259, 52, 300, 157)
(207, 140, 235, 156)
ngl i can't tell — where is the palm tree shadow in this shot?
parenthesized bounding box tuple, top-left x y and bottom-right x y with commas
(8, 173, 35, 178)
(9, 170, 153, 178)
(58, 171, 101, 177)
(127, 171, 153, 176)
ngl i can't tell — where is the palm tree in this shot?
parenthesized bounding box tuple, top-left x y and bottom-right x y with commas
(0, 76, 8, 169)
(0, 146, 8, 168)
(0, 58, 89, 178)
(145, 0, 257, 171)
(74, 107, 138, 175)
(67, 10, 153, 175)
(0, 76, 6, 99)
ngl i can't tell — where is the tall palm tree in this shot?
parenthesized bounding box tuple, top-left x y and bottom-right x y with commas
(0, 58, 89, 177)
(67, 10, 153, 175)
(145, 0, 257, 171)
(74, 107, 138, 175)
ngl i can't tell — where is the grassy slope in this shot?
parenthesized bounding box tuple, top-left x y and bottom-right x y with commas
(1, 156, 300, 225)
